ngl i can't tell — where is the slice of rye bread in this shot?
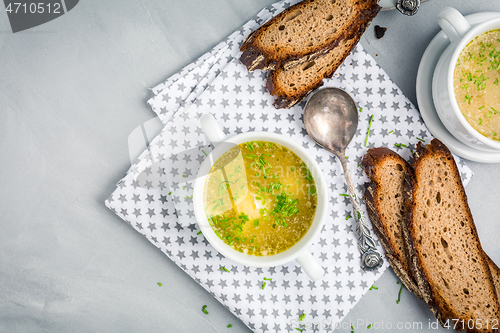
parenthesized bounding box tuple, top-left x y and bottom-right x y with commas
(362, 146, 500, 306)
(239, 0, 380, 71)
(266, 6, 376, 109)
(403, 139, 500, 330)
(361, 147, 423, 299)
(266, 12, 375, 109)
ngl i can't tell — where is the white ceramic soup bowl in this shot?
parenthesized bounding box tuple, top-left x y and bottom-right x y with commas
(432, 7, 500, 151)
(193, 114, 328, 281)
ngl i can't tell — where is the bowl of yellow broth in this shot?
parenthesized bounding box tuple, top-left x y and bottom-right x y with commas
(433, 7, 500, 151)
(193, 114, 328, 281)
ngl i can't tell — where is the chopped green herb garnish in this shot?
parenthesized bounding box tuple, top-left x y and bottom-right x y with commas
(182, 175, 187, 178)
(263, 277, 272, 281)
(339, 193, 349, 197)
(345, 214, 351, 220)
(464, 92, 472, 104)
(201, 149, 207, 156)
(479, 105, 485, 109)
(396, 281, 404, 304)
(388, 130, 394, 134)
(301, 163, 313, 182)
(168, 191, 172, 195)
(157, 282, 162, 286)
(364, 115, 374, 147)
(197, 231, 202, 235)
(299, 313, 306, 321)
(227, 324, 232, 328)
(479, 118, 483, 125)
(367, 324, 372, 329)
(202, 305, 209, 314)
(492, 107, 498, 114)
(394, 143, 408, 148)
(295, 329, 303, 333)
(308, 185, 317, 196)
(261, 282, 266, 290)
(359, 107, 363, 112)
(253, 219, 259, 227)
(416, 137, 425, 142)
(488, 111, 493, 118)
(270, 191, 299, 228)
(220, 266, 230, 273)
(369, 285, 378, 290)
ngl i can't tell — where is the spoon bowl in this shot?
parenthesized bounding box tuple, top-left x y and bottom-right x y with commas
(303, 87, 383, 270)
(304, 87, 358, 154)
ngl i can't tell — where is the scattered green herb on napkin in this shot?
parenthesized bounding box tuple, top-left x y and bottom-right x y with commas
(364, 115, 374, 147)
(202, 305, 209, 314)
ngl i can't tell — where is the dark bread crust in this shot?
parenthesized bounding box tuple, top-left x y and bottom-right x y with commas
(487, 255, 500, 299)
(239, 0, 381, 72)
(361, 148, 423, 299)
(402, 159, 434, 305)
(265, 8, 378, 109)
(403, 139, 500, 332)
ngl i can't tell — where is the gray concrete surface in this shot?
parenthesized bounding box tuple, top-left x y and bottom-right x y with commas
(0, 1, 499, 332)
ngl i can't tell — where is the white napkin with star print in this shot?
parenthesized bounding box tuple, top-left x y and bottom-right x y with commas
(105, 1, 474, 332)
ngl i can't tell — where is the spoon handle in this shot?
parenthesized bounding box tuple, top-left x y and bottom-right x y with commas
(339, 154, 383, 270)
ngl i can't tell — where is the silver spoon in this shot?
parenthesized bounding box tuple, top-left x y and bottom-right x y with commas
(303, 87, 383, 270)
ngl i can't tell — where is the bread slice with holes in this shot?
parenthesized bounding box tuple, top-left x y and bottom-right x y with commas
(403, 139, 500, 330)
(361, 147, 423, 299)
(362, 146, 500, 308)
(266, 14, 374, 109)
(239, 0, 380, 71)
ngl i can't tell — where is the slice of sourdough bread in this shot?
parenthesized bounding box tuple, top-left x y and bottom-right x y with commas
(239, 0, 380, 71)
(403, 139, 500, 330)
(266, 14, 372, 109)
(361, 147, 423, 299)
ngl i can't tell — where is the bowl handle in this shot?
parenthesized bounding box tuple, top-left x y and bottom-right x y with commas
(437, 7, 471, 43)
(296, 251, 325, 281)
(199, 113, 227, 147)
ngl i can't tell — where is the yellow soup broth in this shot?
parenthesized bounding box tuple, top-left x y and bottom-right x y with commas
(454, 29, 500, 140)
(203, 141, 317, 256)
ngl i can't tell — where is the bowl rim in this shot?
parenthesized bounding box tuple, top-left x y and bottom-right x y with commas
(447, 17, 500, 149)
(193, 131, 328, 267)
